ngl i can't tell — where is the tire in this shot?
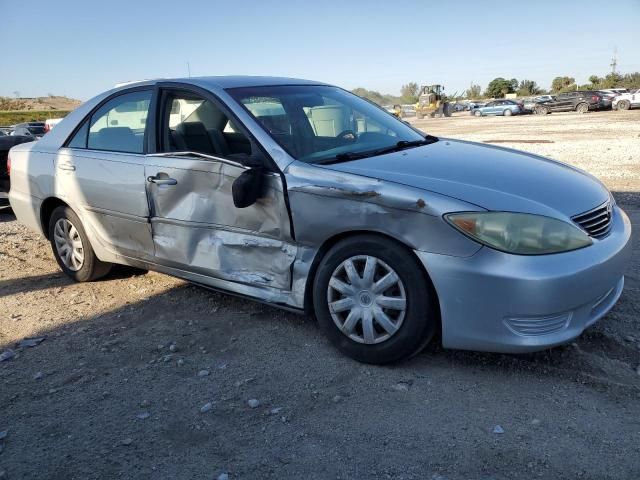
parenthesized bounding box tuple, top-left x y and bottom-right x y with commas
(617, 100, 630, 111)
(48, 206, 112, 282)
(312, 235, 438, 364)
(576, 102, 589, 114)
(535, 106, 549, 115)
(503, 109, 512, 116)
(474, 110, 482, 117)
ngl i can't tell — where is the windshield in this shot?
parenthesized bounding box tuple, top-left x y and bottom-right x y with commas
(227, 85, 425, 164)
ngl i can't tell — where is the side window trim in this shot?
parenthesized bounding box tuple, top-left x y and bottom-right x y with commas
(63, 86, 155, 154)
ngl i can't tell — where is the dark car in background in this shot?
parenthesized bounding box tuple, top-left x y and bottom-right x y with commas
(11, 122, 46, 139)
(0, 136, 35, 195)
(534, 91, 605, 114)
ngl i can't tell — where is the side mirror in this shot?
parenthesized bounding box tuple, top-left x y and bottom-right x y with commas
(232, 167, 264, 208)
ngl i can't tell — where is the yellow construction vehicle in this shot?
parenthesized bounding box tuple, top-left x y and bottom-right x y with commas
(415, 84, 451, 119)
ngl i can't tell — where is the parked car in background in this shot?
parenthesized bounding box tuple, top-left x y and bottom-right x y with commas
(521, 97, 540, 112)
(45, 118, 64, 132)
(451, 103, 466, 112)
(10, 76, 631, 364)
(534, 91, 604, 114)
(11, 122, 46, 138)
(0, 135, 35, 194)
(534, 95, 554, 103)
(472, 99, 523, 116)
(401, 105, 416, 117)
(612, 89, 640, 110)
(466, 101, 486, 110)
(599, 88, 628, 96)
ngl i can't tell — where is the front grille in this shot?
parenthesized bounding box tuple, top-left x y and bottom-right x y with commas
(572, 201, 613, 238)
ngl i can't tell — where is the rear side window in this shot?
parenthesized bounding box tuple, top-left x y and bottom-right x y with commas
(80, 90, 152, 153)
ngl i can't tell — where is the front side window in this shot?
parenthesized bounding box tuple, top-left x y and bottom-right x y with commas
(85, 90, 152, 153)
(160, 91, 254, 160)
(227, 85, 425, 164)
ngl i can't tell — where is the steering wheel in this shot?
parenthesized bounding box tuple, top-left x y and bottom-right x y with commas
(337, 130, 357, 142)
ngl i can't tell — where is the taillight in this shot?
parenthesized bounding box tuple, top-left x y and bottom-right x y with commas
(44, 124, 51, 132)
(592, 95, 599, 102)
(7, 152, 11, 176)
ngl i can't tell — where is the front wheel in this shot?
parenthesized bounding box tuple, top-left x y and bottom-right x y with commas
(312, 235, 438, 364)
(617, 100, 631, 111)
(49, 206, 112, 282)
(576, 102, 589, 114)
(503, 109, 512, 116)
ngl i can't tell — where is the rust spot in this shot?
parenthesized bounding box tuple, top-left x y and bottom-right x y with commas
(416, 198, 426, 208)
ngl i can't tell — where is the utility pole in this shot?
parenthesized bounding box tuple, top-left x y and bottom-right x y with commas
(610, 48, 618, 74)
(187, 61, 191, 78)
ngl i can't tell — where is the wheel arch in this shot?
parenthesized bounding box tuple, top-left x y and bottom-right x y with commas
(40, 197, 70, 239)
(302, 230, 442, 328)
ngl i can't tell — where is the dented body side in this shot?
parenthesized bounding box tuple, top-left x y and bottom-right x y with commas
(283, 161, 485, 309)
(144, 155, 296, 291)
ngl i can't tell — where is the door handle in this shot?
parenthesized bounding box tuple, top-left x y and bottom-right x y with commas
(57, 163, 76, 171)
(147, 175, 177, 186)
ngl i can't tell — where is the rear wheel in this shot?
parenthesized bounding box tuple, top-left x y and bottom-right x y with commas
(576, 102, 589, 114)
(48, 206, 112, 282)
(617, 100, 631, 111)
(313, 235, 438, 364)
(503, 109, 512, 116)
(474, 110, 482, 117)
(534, 105, 549, 115)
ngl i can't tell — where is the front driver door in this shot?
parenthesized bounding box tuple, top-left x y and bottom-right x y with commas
(144, 87, 296, 291)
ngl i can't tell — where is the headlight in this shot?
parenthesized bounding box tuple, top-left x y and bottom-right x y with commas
(445, 212, 592, 255)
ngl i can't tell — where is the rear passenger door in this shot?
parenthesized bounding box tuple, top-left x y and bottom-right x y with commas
(57, 88, 155, 260)
(554, 93, 573, 111)
(144, 86, 295, 290)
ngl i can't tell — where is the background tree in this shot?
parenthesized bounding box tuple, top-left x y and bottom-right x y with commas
(465, 83, 482, 99)
(400, 82, 419, 103)
(516, 79, 541, 96)
(484, 77, 515, 98)
(602, 72, 623, 88)
(550, 76, 576, 93)
(620, 72, 640, 88)
(351, 87, 399, 106)
(588, 75, 602, 87)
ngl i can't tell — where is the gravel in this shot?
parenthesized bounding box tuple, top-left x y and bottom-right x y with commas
(1, 110, 639, 479)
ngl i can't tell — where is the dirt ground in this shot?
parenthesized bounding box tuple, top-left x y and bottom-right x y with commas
(1, 110, 639, 480)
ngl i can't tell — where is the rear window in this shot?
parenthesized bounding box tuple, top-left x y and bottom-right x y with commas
(28, 126, 45, 135)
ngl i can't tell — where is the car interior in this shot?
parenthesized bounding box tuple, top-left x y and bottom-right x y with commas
(163, 93, 253, 161)
(240, 93, 397, 161)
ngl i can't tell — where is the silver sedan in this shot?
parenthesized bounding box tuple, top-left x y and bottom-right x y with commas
(8, 77, 632, 364)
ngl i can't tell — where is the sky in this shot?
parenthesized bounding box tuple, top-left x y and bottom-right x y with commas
(1, 0, 639, 100)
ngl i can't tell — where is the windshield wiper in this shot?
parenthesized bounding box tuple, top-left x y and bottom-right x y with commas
(371, 134, 439, 156)
(314, 134, 439, 165)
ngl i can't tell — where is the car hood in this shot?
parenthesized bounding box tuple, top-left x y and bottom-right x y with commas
(322, 138, 609, 218)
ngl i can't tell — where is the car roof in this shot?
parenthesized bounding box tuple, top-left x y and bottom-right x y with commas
(116, 76, 329, 90)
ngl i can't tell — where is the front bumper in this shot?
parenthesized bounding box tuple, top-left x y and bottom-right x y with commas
(416, 206, 632, 353)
